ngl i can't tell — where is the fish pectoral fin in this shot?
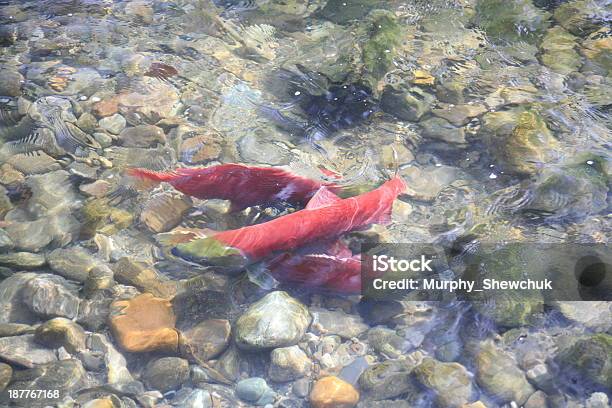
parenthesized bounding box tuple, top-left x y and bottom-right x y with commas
(305, 186, 342, 210)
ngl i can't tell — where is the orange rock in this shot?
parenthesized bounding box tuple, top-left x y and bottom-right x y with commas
(93, 97, 119, 118)
(462, 402, 487, 408)
(109, 293, 179, 353)
(310, 376, 359, 408)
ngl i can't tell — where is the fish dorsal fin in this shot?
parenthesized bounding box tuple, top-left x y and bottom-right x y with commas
(305, 187, 342, 210)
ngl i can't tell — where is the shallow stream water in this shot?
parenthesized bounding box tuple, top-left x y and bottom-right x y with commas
(0, 0, 610, 407)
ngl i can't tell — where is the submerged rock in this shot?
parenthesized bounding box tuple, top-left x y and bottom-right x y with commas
(269, 345, 312, 382)
(310, 376, 360, 408)
(89, 332, 134, 385)
(413, 357, 474, 408)
(359, 357, 421, 401)
(235, 291, 311, 350)
(310, 308, 369, 339)
(361, 10, 402, 89)
(480, 107, 558, 175)
(34, 317, 86, 354)
(0, 251, 46, 269)
(0, 273, 39, 324)
(2, 359, 86, 407)
(109, 293, 179, 353)
(0, 334, 57, 368)
(179, 319, 232, 362)
(540, 26, 581, 75)
(23, 274, 81, 319)
(236, 377, 276, 406)
(553, 0, 607, 37)
(118, 124, 166, 148)
(0, 363, 11, 393)
(380, 86, 434, 122)
(556, 333, 612, 388)
(474, 340, 535, 405)
(143, 357, 190, 392)
(474, 0, 550, 44)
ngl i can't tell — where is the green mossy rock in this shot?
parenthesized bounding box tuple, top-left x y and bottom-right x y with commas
(480, 106, 558, 175)
(556, 334, 612, 388)
(540, 26, 581, 74)
(475, 0, 550, 44)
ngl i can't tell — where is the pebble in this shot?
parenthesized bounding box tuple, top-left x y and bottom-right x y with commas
(93, 132, 113, 148)
(99, 113, 127, 135)
(310, 308, 369, 339)
(420, 117, 466, 144)
(111, 257, 177, 299)
(140, 192, 192, 233)
(23, 274, 81, 319)
(0, 334, 58, 368)
(235, 377, 277, 406)
(0, 363, 12, 392)
(475, 340, 535, 406)
(268, 345, 312, 382)
(81, 398, 115, 408)
(179, 319, 232, 362)
(34, 317, 86, 354)
(92, 97, 119, 117)
(0, 273, 39, 324)
(413, 357, 474, 408)
(118, 124, 166, 147)
(235, 291, 311, 350)
(89, 333, 134, 385)
(79, 180, 111, 197)
(109, 293, 179, 353)
(0, 251, 46, 269)
(47, 246, 101, 282)
(0, 68, 23, 96)
(310, 376, 359, 408)
(143, 357, 190, 392)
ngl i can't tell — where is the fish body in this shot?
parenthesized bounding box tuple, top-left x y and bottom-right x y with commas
(265, 239, 363, 293)
(173, 176, 406, 262)
(127, 164, 338, 211)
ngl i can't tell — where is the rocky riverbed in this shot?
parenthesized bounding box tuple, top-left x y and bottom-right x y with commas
(0, 0, 610, 407)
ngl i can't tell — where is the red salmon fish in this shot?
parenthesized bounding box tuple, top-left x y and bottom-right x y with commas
(172, 176, 406, 263)
(127, 164, 339, 211)
(265, 238, 363, 293)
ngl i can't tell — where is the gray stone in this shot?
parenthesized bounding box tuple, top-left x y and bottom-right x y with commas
(118, 125, 166, 147)
(0, 362, 11, 392)
(143, 357, 190, 392)
(89, 333, 134, 385)
(381, 86, 434, 122)
(400, 165, 462, 202)
(23, 275, 81, 319)
(235, 291, 311, 350)
(414, 357, 474, 408)
(93, 132, 113, 148)
(475, 340, 535, 405)
(179, 319, 231, 362)
(0, 323, 35, 337)
(359, 356, 423, 401)
(420, 117, 466, 144)
(4, 359, 86, 406)
(182, 389, 213, 408)
(268, 345, 312, 382)
(0, 68, 23, 97)
(310, 308, 369, 339)
(0, 272, 38, 324)
(235, 377, 276, 406)
(553, 301, 612, 331)
(368, 327, 412, 359)
(99, 113, 126, 135)
(47, 246, 101, 282)
(524, 390, 548, 408)
(586, 392, 609, 408)
(0, 252, 46, 269)
(76, 112, 98, 133)
(0, 334, 58, 368)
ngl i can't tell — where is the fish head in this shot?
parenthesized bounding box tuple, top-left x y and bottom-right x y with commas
(172, 237, 249, 269)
